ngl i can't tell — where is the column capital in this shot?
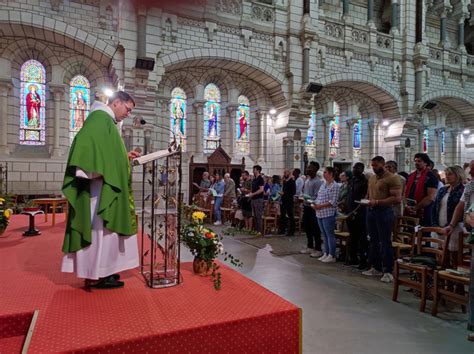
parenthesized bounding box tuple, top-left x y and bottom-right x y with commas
(192, 100, 205, 110)
(346, 118, 359, 127)
(0, 78, 12, 93)
(49, 83, 66, 95)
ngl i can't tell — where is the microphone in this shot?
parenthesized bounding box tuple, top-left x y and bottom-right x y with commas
(139, 118, 179, 152)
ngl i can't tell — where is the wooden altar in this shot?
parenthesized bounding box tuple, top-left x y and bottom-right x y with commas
(189, 147, 245, 203)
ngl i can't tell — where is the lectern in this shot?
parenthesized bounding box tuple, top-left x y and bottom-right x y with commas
(133, 145, 182, 288)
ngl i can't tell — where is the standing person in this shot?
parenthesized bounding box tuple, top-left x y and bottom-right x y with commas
(241, 171, 253, 230)
(293, 168, 304, 197)
(300, 164, 324, 258)
(223, 173, 236, 199)
(431, 166, 466, 267)
(363, 156, 402, 283)
(248, 165, 265, 233)
(385, 160, 406, 241)
(270, 175, 282, 202)
(345, 163, 369, 268)
(337, 170, 352, 212)
(404, 153, 438, 227)
(313, 167, 340, 263)
(263, 175, 272, 200)
(61, 91, 140, 289)
(213, 172, 225, 226)
(279, 169, 296, 236)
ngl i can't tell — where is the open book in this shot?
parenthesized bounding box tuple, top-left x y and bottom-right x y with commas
(132, 149, 177, 166)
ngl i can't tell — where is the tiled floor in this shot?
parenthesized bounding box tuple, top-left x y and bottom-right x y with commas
(183, 230, 473, 353)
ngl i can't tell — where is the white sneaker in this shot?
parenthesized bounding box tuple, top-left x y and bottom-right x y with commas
(309, 250, 323, 258)
(322, 254, 336, 263)
(362, 268, 383, 276)
(318, 253, 328, 261)
(380, 273, 394, 283)
(213, 221, 222, 226)
(300, 248, 312, 254)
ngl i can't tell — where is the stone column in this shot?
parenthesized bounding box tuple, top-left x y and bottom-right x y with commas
(257, 110, 267, 163)
(342, 0, 349, 20)
(50, 85, 65, 158)
(439, 9, 448, 48)
(368, 119, 378, 159)
(226, 104, 238, 156)
(390, 0, 399, 34)
(302, 38, 311, 84)
(367, 0, 375, 28)
(193, 101, 205, 155)
(346, 118, 358, 160)
(136, 5, 147, 58)
(0, 80, 12, 155)
(322, 116, 333, 166)
(458, 16, 466, 51)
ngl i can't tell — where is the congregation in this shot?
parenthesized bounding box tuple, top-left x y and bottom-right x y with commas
(194, 154, 474, 285)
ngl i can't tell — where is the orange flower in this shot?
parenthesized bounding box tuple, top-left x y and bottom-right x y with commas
(205, 232, 214, 239)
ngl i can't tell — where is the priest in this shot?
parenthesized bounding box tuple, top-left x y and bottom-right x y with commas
(61, 91, 140, 289)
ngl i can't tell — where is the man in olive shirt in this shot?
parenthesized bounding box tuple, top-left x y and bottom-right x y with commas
(362, 156, 402, 283)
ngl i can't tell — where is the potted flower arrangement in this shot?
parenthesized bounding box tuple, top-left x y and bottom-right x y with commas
(182, 211, 242, 290)
(0, 197, 13, 236)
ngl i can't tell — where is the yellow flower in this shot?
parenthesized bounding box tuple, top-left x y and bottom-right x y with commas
(192, 211, 206, 223)
(4, 209, 12, 219)
(0, 198, 4, 205)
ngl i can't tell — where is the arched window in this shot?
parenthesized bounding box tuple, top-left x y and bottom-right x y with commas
(170, 87, 187, 151)
(305, 109, 316, 158)
(329, 101, 340, 157)
(69, 75, 90, 143)
(20, 60, 46, 145)
(235, 95, 250, 154)
(203, 83, 221, 153)
(423, 128, 429, 153)
(353, 111, 362, 161)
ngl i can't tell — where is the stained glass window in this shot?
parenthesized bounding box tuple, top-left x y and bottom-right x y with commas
(235, 95, 250, 154)
(69, 75, 90, 143)
(329, 101, 340, 157)
(305, 110, 316, 158)
(20, 60, 46, 145)
(353, 111, 362, 161)
(203, 83, 221, 153)
(170, 87, 186, 151)
(423, 128, 429, 153)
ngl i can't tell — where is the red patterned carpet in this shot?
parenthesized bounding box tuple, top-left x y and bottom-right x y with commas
(0, 215, 301, 353)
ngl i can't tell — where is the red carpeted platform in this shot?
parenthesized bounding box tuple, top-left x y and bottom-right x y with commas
(0, 215, 301, 353)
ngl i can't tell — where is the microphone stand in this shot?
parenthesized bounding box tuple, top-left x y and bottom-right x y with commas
(139, 118, 180, 153)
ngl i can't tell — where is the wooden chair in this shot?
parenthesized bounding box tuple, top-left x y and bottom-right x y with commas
(293, 199, 303, 236)
(392, 227, 451, 312)
(262, 201, 279, 236)
(432, 270, 469, 316)
(193, 193, 213, 222)
(335, 215, 350, 262)
(392, 216, 419, 259)
(458, 232, 472, 268)
(220, 196, 235, 224)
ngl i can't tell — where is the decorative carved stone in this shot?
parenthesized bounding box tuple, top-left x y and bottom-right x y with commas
(50, 0, 62, 11)
(216, 0, 242, 15)
(251, 4, 274, 23)
(205, 21, 218, 42)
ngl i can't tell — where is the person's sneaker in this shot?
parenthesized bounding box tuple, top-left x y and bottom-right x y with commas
(467, 333, 474, 342)
(213, 221, 222, 226)
(322, 254, 336, 263)
(380, 273, 394, 283)
(310, 250, 323, 258)
(300, 248, 312, 254)
(357, 263, 368, 270)
(318, 253, 328, 261)
(362, 268, 383, 276)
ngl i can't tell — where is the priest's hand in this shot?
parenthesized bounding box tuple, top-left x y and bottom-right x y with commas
(128, 148, 141, 160)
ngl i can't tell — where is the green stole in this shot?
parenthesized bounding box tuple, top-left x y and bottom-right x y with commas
(62, 109, 137, 253)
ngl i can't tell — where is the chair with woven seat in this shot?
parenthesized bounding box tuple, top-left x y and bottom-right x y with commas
(335, 215, 350, 262)
(293, 199, 303, 236)
(392, 227, 451, 312)
(432, 269, 469, 316)
(392, 216, 419, 259)
(193, 193, 213, 222)
(220, 196, 235, 224)
(458, 232, 472, 268)
(262, 201, 279, 236)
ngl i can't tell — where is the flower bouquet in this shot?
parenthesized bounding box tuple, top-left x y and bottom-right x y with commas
(0, 197, 13, 236)
(181, 211, 242, 290)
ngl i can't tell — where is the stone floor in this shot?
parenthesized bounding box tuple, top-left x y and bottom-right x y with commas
(183, 228, 473, 353)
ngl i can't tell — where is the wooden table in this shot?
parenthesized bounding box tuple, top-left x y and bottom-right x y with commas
(32, 198, 68, 226)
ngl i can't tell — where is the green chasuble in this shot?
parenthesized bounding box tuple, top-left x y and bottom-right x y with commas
(62, 110, 137, 253)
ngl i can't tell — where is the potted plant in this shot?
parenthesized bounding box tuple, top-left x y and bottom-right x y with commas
(181, 211, 242, 290)
(0, 197, 13, 236)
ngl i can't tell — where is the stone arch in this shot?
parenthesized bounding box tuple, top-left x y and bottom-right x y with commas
(158, 71, 199, 100)
(61, 55, 110, 88)
(421, 90, 474, 126)
(0, 11, 116, 67)
(316, 73, 401, 119)
(198, 68, 234, 103)
(157, 49, 286, 108)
